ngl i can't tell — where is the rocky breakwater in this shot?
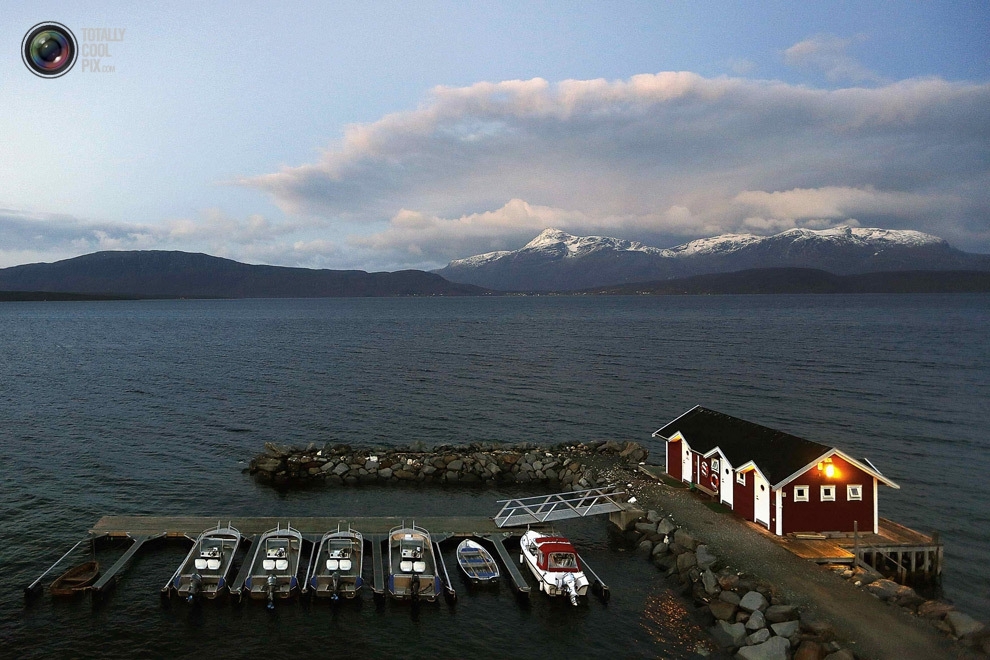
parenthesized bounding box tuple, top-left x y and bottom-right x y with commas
(248, 439, 648, 488)
(619, 510, 856, 660)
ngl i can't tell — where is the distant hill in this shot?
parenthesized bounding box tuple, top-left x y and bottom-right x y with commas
(582, 268, 990, 295)
(435, 227, 990, 291)
(0, 251, 488, 299)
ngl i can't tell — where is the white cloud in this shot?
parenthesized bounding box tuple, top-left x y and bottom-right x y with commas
(783, 34, 882, 83)
(239, 71, 990, 263)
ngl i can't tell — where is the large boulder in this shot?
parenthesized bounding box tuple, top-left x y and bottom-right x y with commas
(739, 590, 769, 613)
(945, 610, 985, 637)
(771, 620, 801, 638)
(745, 609, 766, 631)
(709, 599, 738, 621)
(865, 578, 901, 600)
(712, 620, 747, 648)
(736, 636, 790, 660)
(696, 544, 718, 571)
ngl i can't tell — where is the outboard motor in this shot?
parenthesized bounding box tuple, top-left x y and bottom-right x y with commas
(266, 574, 277, 611)
(187, 573, 202, 603)
(410, 573, 421, 599)
(560, 573, 579, 606)
(330, 570, 340, 602)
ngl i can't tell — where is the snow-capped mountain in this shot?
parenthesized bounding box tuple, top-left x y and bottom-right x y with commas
(434, 226, 990, 291)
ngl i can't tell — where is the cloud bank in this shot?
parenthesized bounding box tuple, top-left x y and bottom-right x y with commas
(239, 70, 990, 266)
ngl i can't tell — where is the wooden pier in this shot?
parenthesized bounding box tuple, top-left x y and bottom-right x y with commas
(776, 518, 942, 582)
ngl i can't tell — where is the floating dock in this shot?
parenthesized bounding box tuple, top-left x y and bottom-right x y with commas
(28, 515, 563, 604)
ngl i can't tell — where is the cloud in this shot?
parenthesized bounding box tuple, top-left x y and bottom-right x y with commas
(238, 71, 990, 262)
(783, 34, 882, 83)
(0, 208, 354, 270)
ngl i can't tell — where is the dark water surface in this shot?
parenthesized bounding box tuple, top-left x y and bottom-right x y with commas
(1, 295, 987, 657)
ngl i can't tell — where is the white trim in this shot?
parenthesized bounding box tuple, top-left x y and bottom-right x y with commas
(793, 485, 809, 502)
(821, 485, 836, 502)
(873, 479, 879, 534)
(735, 471, 746, 485)
(652, 405, 702, 438)
(775, 489, 783, 536)
(847, 484, 863, 501)
(772, 448, 900, 491)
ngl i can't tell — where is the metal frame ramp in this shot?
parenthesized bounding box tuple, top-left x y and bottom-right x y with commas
(493, 486, 625, 528)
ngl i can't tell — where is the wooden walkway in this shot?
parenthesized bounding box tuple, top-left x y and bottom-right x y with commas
(89, 515, 515, 538)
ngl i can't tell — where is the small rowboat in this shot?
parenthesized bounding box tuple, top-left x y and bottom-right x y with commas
(456, 539, 500, 583)
(50, 560, 100, 596)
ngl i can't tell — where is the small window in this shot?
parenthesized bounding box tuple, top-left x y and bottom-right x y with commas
(710, 458, 720, 472)
(821, 485, 836, 502)
(794, 485, 809, 502)
(736, 472, 746, 485)
(847, 484, 863, 501)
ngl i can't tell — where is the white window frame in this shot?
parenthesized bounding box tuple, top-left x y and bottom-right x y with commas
(710, 458, 720, 472)
(821, 485, 836, 502)
(847, 484, 863, 501)
(793, 485, 809, 502)
(736, 472, 746, 485)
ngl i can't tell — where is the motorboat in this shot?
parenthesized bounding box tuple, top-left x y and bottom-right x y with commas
(455, 539, 500, 584)
(387, 523, 441, 601)
(243, 523, 303, 608)
(169, 522, 242, 601)
(519, 530, 589, 605)
(306, 526, 364, 600)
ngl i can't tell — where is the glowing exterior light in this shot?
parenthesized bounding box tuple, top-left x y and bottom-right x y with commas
(825, 464, 835, 478)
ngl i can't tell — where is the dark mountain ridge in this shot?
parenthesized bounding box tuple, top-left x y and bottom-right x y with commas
(0, 250, 487, 298)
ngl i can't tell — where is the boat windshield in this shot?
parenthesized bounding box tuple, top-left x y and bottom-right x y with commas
(548, 552, 577, 570)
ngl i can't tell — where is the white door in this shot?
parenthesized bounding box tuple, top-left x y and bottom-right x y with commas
(681, 444, 692, 484)
(720, 464, 733, 507)
(754, 472, 770, 528)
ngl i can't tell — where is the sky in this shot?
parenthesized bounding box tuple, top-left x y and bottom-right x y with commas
(2, 1, 989, 271)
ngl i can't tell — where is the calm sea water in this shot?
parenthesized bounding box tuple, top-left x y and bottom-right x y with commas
(1, 294, 987, 658)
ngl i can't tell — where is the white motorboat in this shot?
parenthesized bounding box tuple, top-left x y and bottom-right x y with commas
(387, 523, 441, 601)
(169, 522, 242, 601)
(243, 523, 303, 608)
(306, 526, 364, 600)
(519, 530, 589, 605)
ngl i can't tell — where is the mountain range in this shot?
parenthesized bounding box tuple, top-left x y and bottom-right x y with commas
(0, 250, 486, 299)
(434, 226, 990, 291)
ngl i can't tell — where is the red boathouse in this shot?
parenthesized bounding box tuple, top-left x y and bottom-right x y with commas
(653, 406, 899, 536)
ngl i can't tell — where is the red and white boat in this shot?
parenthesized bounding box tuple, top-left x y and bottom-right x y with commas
(519, 530, 589, 605)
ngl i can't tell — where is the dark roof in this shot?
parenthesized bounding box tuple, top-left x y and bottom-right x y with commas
(654, 406, 831, 486)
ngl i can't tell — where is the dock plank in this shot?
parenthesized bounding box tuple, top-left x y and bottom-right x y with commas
(91, 515, 512, 537)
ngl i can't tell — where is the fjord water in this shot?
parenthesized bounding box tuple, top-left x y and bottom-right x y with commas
(1, 294, 987, 657)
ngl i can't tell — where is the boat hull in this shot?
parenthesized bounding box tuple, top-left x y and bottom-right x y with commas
(387, 526, 441, 602)
(171, 525, 242, 600)
(308, 530, 364, 599)
(242, 525, 304, 602)
(456, 539, 500, 584)
(50, 561, 99, 597)
(519, 531, 589, 603)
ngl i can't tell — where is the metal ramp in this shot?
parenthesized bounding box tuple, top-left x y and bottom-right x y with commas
(493, 485, 625, 528)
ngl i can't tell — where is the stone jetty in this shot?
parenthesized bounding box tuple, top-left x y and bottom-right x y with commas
(248, 439, 648, 487)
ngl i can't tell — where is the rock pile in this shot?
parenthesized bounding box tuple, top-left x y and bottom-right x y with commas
(824, 565, 990, 654)
(248, 439, 648, 487)
(620, 509, 856, 660)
